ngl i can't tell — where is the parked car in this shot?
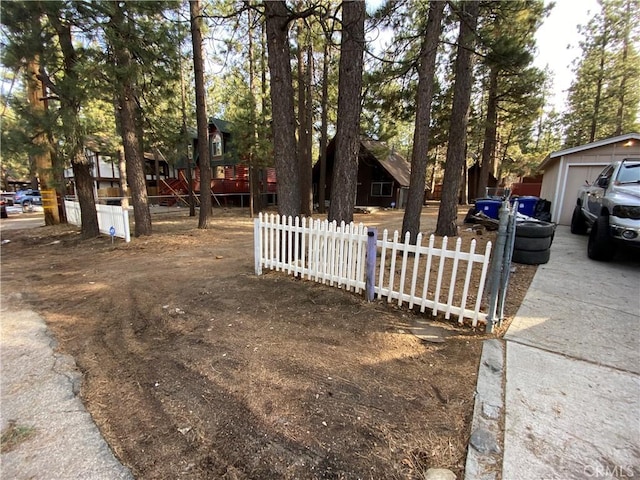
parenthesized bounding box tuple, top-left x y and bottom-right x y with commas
(14, 189, 42, 212)
(1, 192, 15, 206)
(570, 158, 640, 261)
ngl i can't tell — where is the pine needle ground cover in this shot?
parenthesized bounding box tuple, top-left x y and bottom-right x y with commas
(0, 208, 535, 479)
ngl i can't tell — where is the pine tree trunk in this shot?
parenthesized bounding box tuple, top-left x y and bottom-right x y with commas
(435, 1, 479, 238)
(179, 57, 196, 216)
(460, 156, 468, 205)
(329, 0, 365, 225)
(318, 40, 330, 215)
(117, 148, 130, 208)
(261, 21, 269, 124)
(258, 21, 268, 212)
(303, 43, 313, 213)
(110, 3, 152, 237)
(120, 84, 152, 236)
(478, 67, 498, 200)
(190, 0, 212, 228)
(26, 58, 60, 226)
(401, 0, 445, 243)
(73, 156, 100, 238)
(247, 7, 260, 217)
(50, 146, 66, 223)
(297, 26, 312, 216)
(264, 1, 300, 218)
(46, 9, 99, 233)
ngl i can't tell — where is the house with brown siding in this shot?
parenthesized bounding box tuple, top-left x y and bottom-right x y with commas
(314, 137, 415, 209)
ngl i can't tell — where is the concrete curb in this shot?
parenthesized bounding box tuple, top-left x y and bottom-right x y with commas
(464, 339, 504, 480)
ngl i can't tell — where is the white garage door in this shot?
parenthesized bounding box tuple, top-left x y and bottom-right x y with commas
(558, 164, 607, 225)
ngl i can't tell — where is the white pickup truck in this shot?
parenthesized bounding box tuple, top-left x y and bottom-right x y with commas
(570, 158, 640, 261)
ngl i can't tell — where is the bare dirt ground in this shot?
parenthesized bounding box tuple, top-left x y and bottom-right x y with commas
(0, 206, 535, 479)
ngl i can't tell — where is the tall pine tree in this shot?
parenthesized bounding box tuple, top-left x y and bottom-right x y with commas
(435, 1, 480, 237)
(563, 0, 640, 146)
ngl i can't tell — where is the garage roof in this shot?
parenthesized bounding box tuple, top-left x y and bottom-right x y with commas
(539, 132, 640, 171)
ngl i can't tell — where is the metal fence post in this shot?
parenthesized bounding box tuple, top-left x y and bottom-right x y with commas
(497, 201, 518, 320)
(485, 202, 510, 332)
(366, 228, 378, 302)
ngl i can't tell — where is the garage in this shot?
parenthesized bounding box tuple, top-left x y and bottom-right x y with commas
(538, 133, 640, 225)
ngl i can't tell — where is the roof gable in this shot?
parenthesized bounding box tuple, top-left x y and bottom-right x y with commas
(539, 132, 640, 171)
(209, 117, 233, 134)
(551, 132, 640, 158)
(360, 139, 411, 187)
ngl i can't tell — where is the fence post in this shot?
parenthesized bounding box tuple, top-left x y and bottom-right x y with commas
(254, 215, 262, 275)
(365, 227, 377, 301)
(496, 201, 517, 320)
(485, 201, 510, 332)
(122, 206, 131, 243)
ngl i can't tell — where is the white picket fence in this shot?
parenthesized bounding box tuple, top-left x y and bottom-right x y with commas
(64, 200, 131, 242)
(254, 213, 368, 293)
(375, 230, 492, 325)
(254, 213, 493, 325)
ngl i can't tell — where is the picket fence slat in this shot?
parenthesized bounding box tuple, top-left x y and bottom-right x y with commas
(254, 214, 492, 325)
(377, 230, 388, 300)
(408, 233, 423, 310)
(446, 239, 462, 319)
(473, 242, 493, 325)
(386, 230, 399, 303)
(433, 236, 447, 317)
(419, 234, 436, 314)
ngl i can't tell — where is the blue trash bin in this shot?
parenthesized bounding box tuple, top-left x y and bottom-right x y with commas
(475, 199, 502, 219)
(512, 196, 539, 217)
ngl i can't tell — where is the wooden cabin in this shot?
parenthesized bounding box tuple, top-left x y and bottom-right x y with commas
(63, 139, 179, 202)
(166, 117, 276, 207)
(314, 137, 413, 209)
(65, 119, 278, 207)
(467, 163, 498, 200)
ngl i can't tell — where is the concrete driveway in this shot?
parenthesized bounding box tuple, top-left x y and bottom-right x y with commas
(502, 226, 640, 479)
(507, 227, 640, 372)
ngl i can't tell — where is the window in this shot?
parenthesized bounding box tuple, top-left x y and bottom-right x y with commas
(616, 161, 640, 184)
(371, 182, 393, 197)
(594, 165, 615, 188)
(211, 133, 222, 156)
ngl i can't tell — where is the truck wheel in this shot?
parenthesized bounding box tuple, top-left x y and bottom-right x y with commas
(570, 205, 588, 234)
(587, 215, 616, 261)
(22, 200, 32, 212)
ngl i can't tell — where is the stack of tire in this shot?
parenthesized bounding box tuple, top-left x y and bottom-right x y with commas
(512, 220, 556, 265)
